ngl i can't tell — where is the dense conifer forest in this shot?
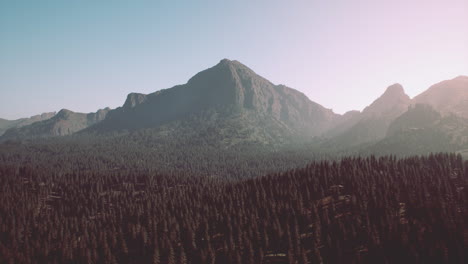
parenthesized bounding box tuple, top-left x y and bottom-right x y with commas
(0, 153, 466, 263)
(0, 130, 337, 179)
(2, 1, 467, 264)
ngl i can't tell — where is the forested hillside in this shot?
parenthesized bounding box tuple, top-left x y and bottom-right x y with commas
(0, 117, 336, 179)
(0, 153, 466, 263)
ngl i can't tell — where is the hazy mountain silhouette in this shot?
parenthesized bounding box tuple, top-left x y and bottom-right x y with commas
(361, 83, 410, 118)
(324, 84, 411, 147)
(413, 76, 468, 118)
(386, 104, 442, 137)
(1, 108, 109, 141)
(325, 110, 361, 138)
(370, 103, 468, 155)
(0, 112, 56, 136)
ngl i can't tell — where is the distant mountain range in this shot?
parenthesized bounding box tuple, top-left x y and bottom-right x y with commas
(0, 112, 56, 136)
(1, 59, 467, 156)
(1, 108, 109, 140)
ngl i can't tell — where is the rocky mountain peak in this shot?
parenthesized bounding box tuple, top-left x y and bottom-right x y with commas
(56, 109, 74, 119)
(123, 93, 147, 109)
(382, 83, 405, 97)
(362, 83, 410, 117)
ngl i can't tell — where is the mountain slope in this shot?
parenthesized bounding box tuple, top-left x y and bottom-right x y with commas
(412, 75, 468, 118)
(368, 104, 468, 155)
(0, 112, 56, 136)
(324, 84, 411, 147)
(364, 76, 468, 155)
(90, 59, 338, 143)
(325, 110, 361, 138)
(386, 104, 442, 137)
(1, 108, 110, 141)
(361, 83, 410, 118)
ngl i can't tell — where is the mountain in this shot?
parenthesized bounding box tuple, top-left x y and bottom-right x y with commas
(386, 104, 442, 137)
(0, 112, 56, 136)
(369, 104, 468, 155)
(325, 110, 361, 138)
(412, 75, 468, 118)
(324, 84, 411, 147)
(361, 83, 410, 118)
(1, 59, 466, 158)
(90, 59, 339, 144)
(367, 76, 468, 155)
(0, 108, 110, 141)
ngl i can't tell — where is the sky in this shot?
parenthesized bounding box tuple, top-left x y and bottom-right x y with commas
(1, 0, 467, 119)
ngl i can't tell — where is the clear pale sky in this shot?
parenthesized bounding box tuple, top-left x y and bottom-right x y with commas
(1, 0, 467, 119)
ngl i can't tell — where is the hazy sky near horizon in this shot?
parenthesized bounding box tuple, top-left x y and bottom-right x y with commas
(1, 0, 467, 119)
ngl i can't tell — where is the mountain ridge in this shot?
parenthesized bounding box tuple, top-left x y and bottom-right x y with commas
(412, 75, 468, 118)
(1, 108, 110, 141)
(322, 83, 412, 148)
(0, 112, 56, 136)
(1, 60, 467, 155)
